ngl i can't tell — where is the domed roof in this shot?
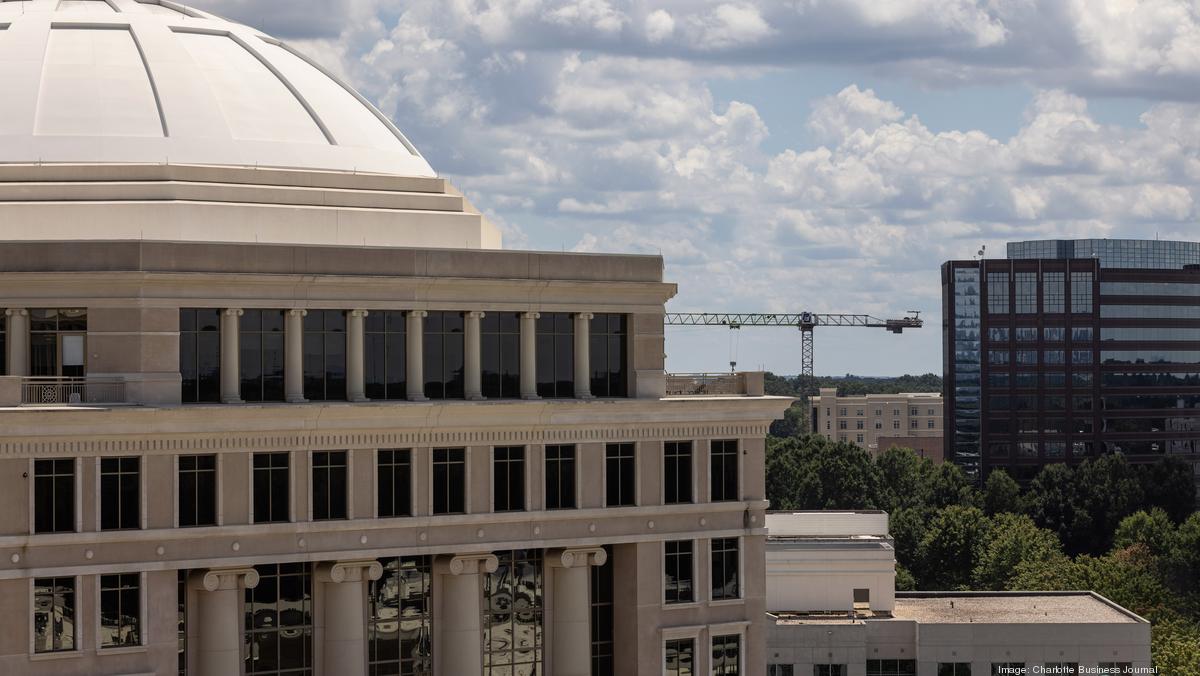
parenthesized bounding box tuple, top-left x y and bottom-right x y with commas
(0, 0, 435, 177)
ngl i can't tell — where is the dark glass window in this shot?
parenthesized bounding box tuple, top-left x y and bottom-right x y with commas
(712, 634, 740, 675)
(492, 446, 525, 512)
(711, 440, 739, 502)
(589, 313, 627, 397)
(369, 556, 432, 676)
(605, 443, 635, 507)
(813, 666, 845, 676)
(536, 312, 574, 397)
(179, 455, 217, 527)
(665, 638, 694, 676)
(1071, 272, 1093, 313)
(253, 453, 289, 524)
(867, 660, 917, 676)
(483, 549, 544, 675)
(100, 573, 141, 649)
(424, 311, 465, 400)
(33, 577, 76, 653)
(938, 665, 972, 676)
(311, 451, 347, 521)
(100, 457, 140, 531)
(246, 563, 312, 676)
(482, 312, 521, 399)
(768, 666, 795, 676)
(711, 537, 739, 600)
(34, 458, 75, 534)
(178, 570, 187, 676)
(986, 272, 1009, 314)
(664, 441, 692, 505)
(30, 308, 87, 377)
(180, 309, 221, 403)
(590, 545, 614, 676)
(303, 310, 346, 401)
(365, 311, 407, 400)
(432, 448, 466, 515)
(377, 449, 412, 518)
(544, 444, 576, 510)
(664, 540, 694, 604)
(1043, 272, 1065, 313)
(239, 310, 285, 402)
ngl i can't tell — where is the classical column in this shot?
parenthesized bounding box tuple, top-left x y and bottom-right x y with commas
(406, 310, 428, 401)
(548, 547, 608, 676)
(220, 309, 243, 403)
(5, 309, 28, 376)
(573, 312, 594, 399)
(192, 567, 260, 676)
(439, 553, 498, 676)
(318, 560, 383, 676)
(464, 311, 485, 400)
(285, 309, 307, 403)
(520, 311, 540, 399)
(347, 310, 368, 402)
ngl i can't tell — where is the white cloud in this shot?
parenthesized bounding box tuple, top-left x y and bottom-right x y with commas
(645, 9, 676, 43)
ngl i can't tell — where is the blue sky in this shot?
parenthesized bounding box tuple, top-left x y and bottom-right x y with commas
(190, 0, 1200, 377)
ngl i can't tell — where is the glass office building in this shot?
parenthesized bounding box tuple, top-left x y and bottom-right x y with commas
(943, 239, 1200, 489)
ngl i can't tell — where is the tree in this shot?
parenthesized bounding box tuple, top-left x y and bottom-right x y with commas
(982, 469, 1021, 516)
(895, 565, 917, 592)
(1022, 463, 1095, 555)
(890, 506, 931, 571)
(765, 435, 881, 510)
(769, 403, 808, 438)
(1009, 544, 1173, 617)
(875, 447, 933, 513)
(973, 513, 1063, 590)
(914, 506, 990, 590)
(1141, 457, 1197, 523)
(1114, 509, 1178, 558)
(926, 462, 978, 509)
(1152, 614, 1200, 676)
(1074, 454, 1146, 553)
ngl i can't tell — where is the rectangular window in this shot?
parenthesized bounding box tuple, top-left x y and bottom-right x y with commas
(712, 634, 741, 675)
(178, 570, 187, 676)
(99, 573, 140, 649)
(813, 667, 845, 676)
(589, 313, 628, 397)
(252, 452, 289, 524)
(544, 444, 576, 510)
(100, 457, 139, 531)
(33, 577, 76, 653)
(481, 312, 521, 399)
(1071, 349, 1093, 364)
(1044, 326, 1066, 342)
(1014, 272, 1037, 313)
(245, 563, 312, 676)
(663, 441, 693, 505)
(768, 666, 795, 676)
(483, 550, 544, 675)
(928, 419, 935, 429)
(605, 443, 635, 507)
(711, 537, 739, 600)
(239, 309, 285, 402)
(311, 451, 347, 521)
(986, 272, 1010, 314)
(179, 309, 221, 403)
(179, 455, 217, 527)
(867, 661, 917, 676)
(377, 449, 412, 518)
(34, 458, 75, 534)
(364, 311, 406, 400)
(432, 448, 466, 515)
(590, 546, 614, 676)
(665, 638, 694, 676)
(423, 311, 465, 399)
(369, 556, 432, 676)
(302, 310, 347, 401)
(988, 350, 1010, 365)
(664, 540, 694, 604)
(1043, 272, 1065, 313)
(705, 439, 734, 501)
(492, 446, 526, 512)
(1071, 272, 1093, 313)
(30, 308, 87, 377)
(938, 665, 972, 676)
(536, 312, 574, 397)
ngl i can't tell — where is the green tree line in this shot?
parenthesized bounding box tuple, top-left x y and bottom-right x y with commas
(766, 435, 1200, 675)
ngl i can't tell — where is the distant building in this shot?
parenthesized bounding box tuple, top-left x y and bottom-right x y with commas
(812, 388, 943, 456)
(942, 238, 1200, 488)
(764, 512, 1151, 676)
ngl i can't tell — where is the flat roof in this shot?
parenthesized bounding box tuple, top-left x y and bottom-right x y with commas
(892, 592, 1145, 624)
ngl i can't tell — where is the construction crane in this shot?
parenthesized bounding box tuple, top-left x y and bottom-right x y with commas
(664, 311, 924, 397)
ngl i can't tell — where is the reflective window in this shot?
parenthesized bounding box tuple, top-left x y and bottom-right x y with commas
(482, 312, 521, 399)
(987, 373, 1010, 387)
(1101, 281, 1200, 296)
(369, 556, 432, 676)
(536, 313, 574, 398)
(1044, 327, 1065, 342)
(1073, 372, 1093, 386)
(712, 634, 741, 675)
(179, 455, 217, 528)
(100, 457, 140, 531)
(30, 308, 87, 377)
(1014, 273, 1037, 313)
(1044, 372, 1065, 388)
(665, 638, 694, 676)
(814, 666, 845, 676)
(1045, 442, 1066, 458)
(590, 546, 614, 676)
(424, 311, 465, 400)
(1016, 350, 1036, 365)
(987, 442, 1011, 457)
(544, 445, 576, 510)
(1072, 396, 1094, 411)
(1100, 327, 1200, 341)
(711, 537, 739, 601)
(938, 664, 971, 676)
(1070, 272, 1093, 313)
(1072, 327, 1093, 341)
(1102, 350, 1200, 365)
(1044, 350, 1065, 365)
(1043, 272, 1065, 313)
(986, 272, 1010, 314)
(1016, 327, 1038, 342)
(432, 448, 466, 515)
(988, 351, 1010, 365)
(951, 266, 982, 479)
(100, 573, 140, 649)
(239, 310, 285, 402)
(1102, 372, 1200, 387)
(605, 443, 636, 507)
(663, 441, 692, 505)
(33, 577, 76, 653)
(245, 563, 312, 676)
(311, 451, 347, 521)
(34, 458, 75, 534)
(180, 309, 221, 403)
(1071, 349, 1093, 364)
(252, 453, 289, 524)
(1101, 305, 1200, 319)
(589, 314, 628, 397)
(987, 327, 1009, 342)
(365, 311, 406, 401)
(664, 540, 694, 604)
(377, 450, 412, 518)
(493, 446, 526, 512)
(302, 310, 346, 401)
(483, 550, 544, 675)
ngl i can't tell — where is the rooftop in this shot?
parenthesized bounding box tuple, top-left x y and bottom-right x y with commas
(892, 592, 1145, 625)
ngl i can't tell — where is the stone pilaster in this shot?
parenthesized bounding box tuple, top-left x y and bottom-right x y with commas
(220, 309, 243, 403)
(347, 310, 368, 402)
(285, 309, 307, 403)
(406, 310, 428, 401)
(548, 547, 608, 676)
(520, 312, 540, 399)
(192, 567, 260, 676)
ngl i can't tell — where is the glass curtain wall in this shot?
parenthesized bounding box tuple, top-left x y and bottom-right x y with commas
(953, 267, 982, 480)
(245, 563, 313, 676)
(369, 556, 432, 676)
(483, 549, 544, 675)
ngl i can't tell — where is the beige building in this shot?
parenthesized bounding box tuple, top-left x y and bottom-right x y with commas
(0, 3, 791, 676)
(813, 389, 943, 456)
(764, 513, 1152, 676)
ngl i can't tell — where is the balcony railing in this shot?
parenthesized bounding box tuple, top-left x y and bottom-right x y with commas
(19, 377, 127, 406)
(665, 371, 765, 396)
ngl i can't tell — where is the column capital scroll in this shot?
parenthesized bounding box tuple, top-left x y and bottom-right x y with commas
(287, 309, 308, 318)
(4, 309, 28, 317)
(409, 310, 428, 319)
(223, 308, 244, 317)
(446, 553, 499, 576)
(547, 547, 608, 569)
(196, 567, 260, 592)
(466, 310, 486, 319)
(349, 309, 370, 318)
(575, 312, 595, 321)
(317, 559, 384, 584)
(522, 311, 541, 320)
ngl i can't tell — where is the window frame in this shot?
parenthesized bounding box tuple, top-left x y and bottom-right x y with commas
(97, 456, 143, 532)
(249, 452, 293, 524)
(544, 444, 578, 511)
(29, 575, 80, 656)
(175, 453, 221, 528)
(663, 440, 695, 505)
(30, 457, 81, 535)
(603, 442, 638, 508)
(430, 447, 468, 515)
(309, 450, 350, 521)
(709, 536, 742, 603)
(375, 448, 414, 519)
(663, 539, 695, 606)
(96, 571, 147, 653)
(490, 445, 527, 513)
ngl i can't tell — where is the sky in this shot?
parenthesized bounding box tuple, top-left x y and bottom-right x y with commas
(188, 0, 1200, 377)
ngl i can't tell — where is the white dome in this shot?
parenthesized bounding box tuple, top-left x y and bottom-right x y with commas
(0, 0, 435, 177)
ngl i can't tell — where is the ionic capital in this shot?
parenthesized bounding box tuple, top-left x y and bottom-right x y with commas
(466, 311, 486, 319)
(223, 308, 244, 317)
(547, 547, 608, 569)
(522, 312, 541, 320)
(575, 312, 595, 321)
(349, 309, 370, 319)
(196, 567, 260, 592)
(5, 309, 28, 318)
(317, 559, 384, 584)
(287, 309, 308, 318)
(409, 310, 428, 319)
(446, 553, 499, 576)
